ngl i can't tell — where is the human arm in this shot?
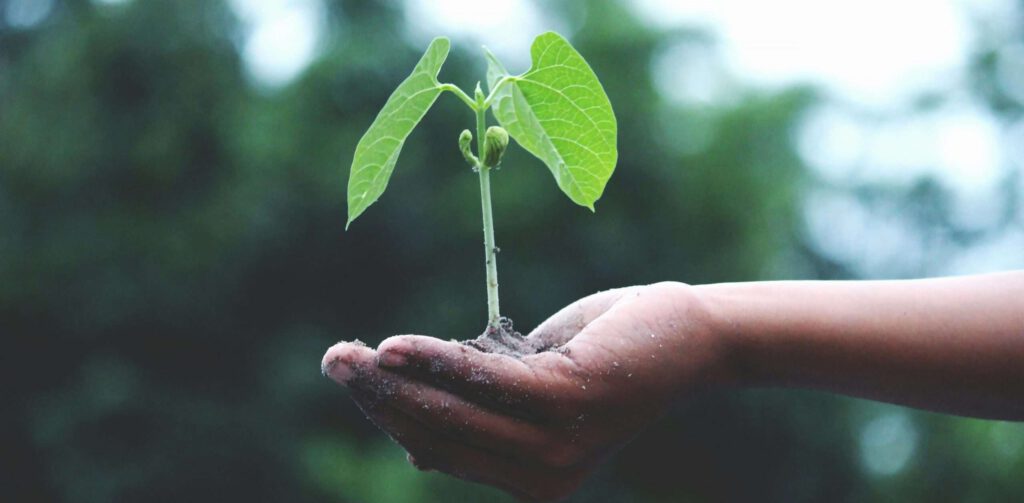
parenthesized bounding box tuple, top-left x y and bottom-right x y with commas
(700, 270, 1024, 420)
(321, 282, 723, 501)
(321, 272, 1024, 500)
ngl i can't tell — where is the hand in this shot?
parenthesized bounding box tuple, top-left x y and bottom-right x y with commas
(321, 282, 735, 501)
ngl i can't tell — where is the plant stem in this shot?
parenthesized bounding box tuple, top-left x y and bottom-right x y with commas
(481, 76, 516, 109)
(439, 83, 477, 110)
(475, 90, 501, 330)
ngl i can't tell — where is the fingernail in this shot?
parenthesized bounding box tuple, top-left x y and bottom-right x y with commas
(322, 357, 355, 384)
(377, 350, 408, 368)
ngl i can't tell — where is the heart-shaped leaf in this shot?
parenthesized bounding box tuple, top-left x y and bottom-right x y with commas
(487, 32, 618, 210)
(346, 37, 450, 228)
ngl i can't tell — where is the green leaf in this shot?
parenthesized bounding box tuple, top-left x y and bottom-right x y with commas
(346, 37, 450, 228)
(486, 32, 617, 210)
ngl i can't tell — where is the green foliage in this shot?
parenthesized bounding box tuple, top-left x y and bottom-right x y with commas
(344, 32, 620, 325)
(346, 31, 619, 225)
(486, 32, 618, 210)
(346, 37, 450, 228)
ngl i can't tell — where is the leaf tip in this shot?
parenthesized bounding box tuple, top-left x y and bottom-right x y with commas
(534, 31, 566, 45)
(427, 36, 451, 59)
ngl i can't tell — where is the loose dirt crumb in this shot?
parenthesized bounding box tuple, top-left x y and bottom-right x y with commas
(463, 317, 553, 358)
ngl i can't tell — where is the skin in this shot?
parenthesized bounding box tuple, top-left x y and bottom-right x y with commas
(321, 271, 1024, 501)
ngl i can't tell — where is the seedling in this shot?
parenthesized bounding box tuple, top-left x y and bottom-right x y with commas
(346, 32, 617, 339)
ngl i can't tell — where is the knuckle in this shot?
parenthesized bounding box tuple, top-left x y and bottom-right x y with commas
(539, 443, 583, 468)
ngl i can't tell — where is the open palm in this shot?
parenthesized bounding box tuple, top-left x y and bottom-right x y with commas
(322, 282, 732, 501)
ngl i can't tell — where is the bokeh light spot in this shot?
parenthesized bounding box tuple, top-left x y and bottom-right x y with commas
(230, 0, 325, 88)
(4, 0, 54, 29)
(859, 411, 918, 477)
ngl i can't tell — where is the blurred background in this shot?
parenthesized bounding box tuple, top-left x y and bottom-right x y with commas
(2, 0, 1023, 501)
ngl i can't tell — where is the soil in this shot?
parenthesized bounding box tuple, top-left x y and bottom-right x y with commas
(463, 316, 554, 358)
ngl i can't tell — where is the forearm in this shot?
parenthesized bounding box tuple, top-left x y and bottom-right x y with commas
(695, 271, 1024, 420)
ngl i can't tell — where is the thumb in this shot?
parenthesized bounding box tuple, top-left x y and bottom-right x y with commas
(526, 286, 635, 348)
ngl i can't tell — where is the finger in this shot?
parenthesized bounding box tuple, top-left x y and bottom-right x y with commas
(376, 335, 577, 416)
(372, 289, 633, 411)
(353, 392, 586, 502)
(346, 355, 556, 462)
(321, 340, 377, 386)
(526, 286, 636, 347)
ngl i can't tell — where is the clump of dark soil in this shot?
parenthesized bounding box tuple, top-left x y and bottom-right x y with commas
(464, 317, 553, 358)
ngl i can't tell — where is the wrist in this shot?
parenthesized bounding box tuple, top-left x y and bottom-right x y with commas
(690, 282, 767, 389)
(648, 281, 748, 390)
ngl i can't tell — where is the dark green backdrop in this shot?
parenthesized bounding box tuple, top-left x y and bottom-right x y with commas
(3, 0, 1022, 501)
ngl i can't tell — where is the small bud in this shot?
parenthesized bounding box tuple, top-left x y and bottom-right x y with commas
(474, 82, 485, 103)
(483, 126, 509, 168)
(458, 129, 478, 167)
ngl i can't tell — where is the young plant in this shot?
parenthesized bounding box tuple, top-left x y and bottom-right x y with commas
(346, 32, 617, 336)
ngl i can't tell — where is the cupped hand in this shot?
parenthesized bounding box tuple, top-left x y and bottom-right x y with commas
(321, 282, 735, 502)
